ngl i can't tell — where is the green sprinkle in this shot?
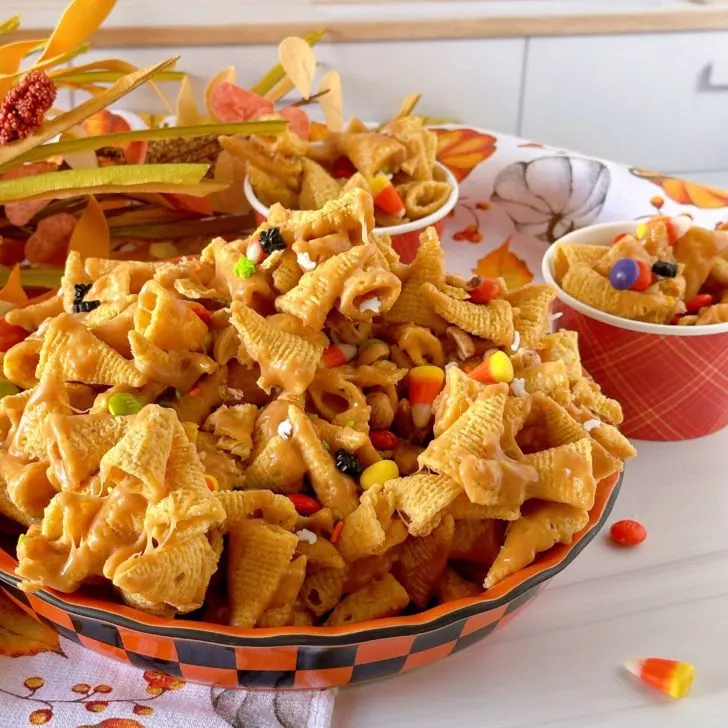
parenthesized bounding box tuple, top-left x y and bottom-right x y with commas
(108, 392, 144, 416)
(233, 257, 256, 279)
(322, 441, 330, 451)
(346, 419, 355, 428)
(0, 379, 20, 400)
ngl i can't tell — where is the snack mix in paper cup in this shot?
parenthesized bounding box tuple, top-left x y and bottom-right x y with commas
(543, 217, 728, 441)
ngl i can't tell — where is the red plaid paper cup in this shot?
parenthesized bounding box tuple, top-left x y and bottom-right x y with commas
(243, 162, 459, 265)
(543, 222, 728, 441)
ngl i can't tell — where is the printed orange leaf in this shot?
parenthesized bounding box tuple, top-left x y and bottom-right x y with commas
(0, 590, 65, 657)
(435, 128, 496, 182)
(69, 195, 110, 260)
(0, 264, 28, 305)
(631, 169, 728, 209)
(474, 238, 533, 290)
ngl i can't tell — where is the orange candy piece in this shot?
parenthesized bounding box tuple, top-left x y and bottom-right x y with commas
(624, 658, 695, 699)
(408, 365, 445, 428)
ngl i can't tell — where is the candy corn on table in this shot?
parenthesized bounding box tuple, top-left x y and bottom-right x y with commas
(2, 128, 728, 728)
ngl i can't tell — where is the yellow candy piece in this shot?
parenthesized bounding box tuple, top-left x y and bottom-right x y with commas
(360, 460, 399, 490)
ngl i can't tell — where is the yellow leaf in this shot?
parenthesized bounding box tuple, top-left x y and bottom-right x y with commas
(0, 15, 20, 35)
(0, 41, 93, 84)
(474, 238, 533, 290)
(51, 69, 185, 85)
(204, 66, 236, 118)
(0, 39, 43, 74)
(0, 163, 215, 202)
(49, 57, 178, 112)
(278, 37, 316, 100)
(393, 93, 421, 121)
(0, 265, 28, 305)
(68, 195, 109, 260)
(0, 57, 178, 173)
(251, 29, 325, 96)
(317, 70, 343, 132)
(38, 0, 116, 64)
(11, 119, 286, 168)
(176, 74, 199, 126)
(0, 589, 64, 658)
(208, 150, 250, 214)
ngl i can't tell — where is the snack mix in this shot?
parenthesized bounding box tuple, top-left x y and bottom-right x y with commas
(554, 216, 728, 325)
(0, 188, 635, 628)
(234, 115, 454, 228)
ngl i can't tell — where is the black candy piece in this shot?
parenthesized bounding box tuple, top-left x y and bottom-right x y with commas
(72, 299, 101, 314)
(258, 227, 286, 254)
(334, 449, 363, 477)
(73, 283, 93, 302)
(651, 260, 678, 278)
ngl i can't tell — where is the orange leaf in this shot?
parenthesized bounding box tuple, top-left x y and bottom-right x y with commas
(3, 162, 58, 225)
(474, 238, 533, 290)
(435, 128, 496, 182)
(0, 264, 28, 305)
(0, 590, 64, 657)
(69, 195, 109, 260)
(77, 719, 145, 728)
(631, 168, 728, 209)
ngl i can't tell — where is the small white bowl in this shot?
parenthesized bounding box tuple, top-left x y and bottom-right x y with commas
(244, 161, 459, 263)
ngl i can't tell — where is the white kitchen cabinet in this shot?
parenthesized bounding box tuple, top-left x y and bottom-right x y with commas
(73, 38, 526, 132)
(521, 31, 728, 173)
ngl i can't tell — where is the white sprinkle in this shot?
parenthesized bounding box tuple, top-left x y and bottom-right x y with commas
(550, 312, 563, 322)
(510, 330, 521, 352)
(359, 296, 381, 314)
(510, 378, 528, 397)
(445, 361, 460, 370)
(583, 418, 602, 432)
(564, 468, 572, 478)
(297, 251, 317, 271)
(246, 240, 263, 263)
(296, 529, 318, 545)
(277, 418, 293, 440)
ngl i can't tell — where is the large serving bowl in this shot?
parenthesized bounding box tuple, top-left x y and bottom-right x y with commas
(542, 221, 728, 441)
(0, 471, 621, 688)
(244, 161, 459, 265)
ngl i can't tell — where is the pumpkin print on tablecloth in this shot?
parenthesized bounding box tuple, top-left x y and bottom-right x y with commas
(491, 156, 611, 242)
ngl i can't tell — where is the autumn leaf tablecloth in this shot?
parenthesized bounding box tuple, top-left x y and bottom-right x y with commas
(2, 126, 728, 728)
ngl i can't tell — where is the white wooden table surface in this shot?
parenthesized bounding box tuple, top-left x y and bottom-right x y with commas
(333, 427, 728, 727)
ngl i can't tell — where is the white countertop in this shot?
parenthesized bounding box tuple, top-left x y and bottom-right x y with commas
(333, 426, 728, 728)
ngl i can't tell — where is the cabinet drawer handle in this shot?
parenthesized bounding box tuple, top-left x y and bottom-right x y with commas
(704, 63, 728, 89)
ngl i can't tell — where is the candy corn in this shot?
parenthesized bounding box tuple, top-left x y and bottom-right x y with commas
(468, 350, 514, 385)
(322, 343, 358, 368)
(409, 365, 445, 428)
(370, 174, 405, 218)
(624, 658, 695, 699)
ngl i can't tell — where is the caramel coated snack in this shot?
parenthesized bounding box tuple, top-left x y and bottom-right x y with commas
(3, 189, 634, 627)
(554, 217, 728, 325)
(231, 113, 453, 228)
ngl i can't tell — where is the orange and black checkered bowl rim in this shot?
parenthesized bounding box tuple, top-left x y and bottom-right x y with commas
(0, 472, 622, 688)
